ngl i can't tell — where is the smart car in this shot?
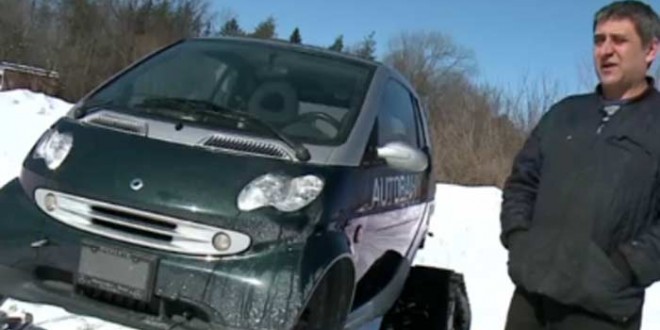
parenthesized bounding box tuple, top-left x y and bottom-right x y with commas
(0, 37, 469, 330)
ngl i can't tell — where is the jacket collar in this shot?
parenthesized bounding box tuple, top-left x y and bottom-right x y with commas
(595, 76, 657, 106)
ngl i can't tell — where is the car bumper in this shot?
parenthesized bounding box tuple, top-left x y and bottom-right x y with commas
(0, 179, 312, 330)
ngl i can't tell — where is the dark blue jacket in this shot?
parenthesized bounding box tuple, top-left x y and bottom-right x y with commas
(501, 83, 660, 322)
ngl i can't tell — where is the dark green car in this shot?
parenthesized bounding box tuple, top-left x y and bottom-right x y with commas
(0, 37, 469, 330)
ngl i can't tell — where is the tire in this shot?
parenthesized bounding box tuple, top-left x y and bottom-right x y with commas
(379, 267, 471, 330)
(294, 280, 348, 330)
(446, 273, 471, 330)
(294, 265, 353, 330)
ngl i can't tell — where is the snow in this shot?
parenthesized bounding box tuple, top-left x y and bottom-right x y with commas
(0, 90, 72, 188)
(414, 185, 515, 330)
(0, 90, 134, 330)
(1, 89, 660, 330)
(0, 301, 132, 330)
(420, 186, 660, 329)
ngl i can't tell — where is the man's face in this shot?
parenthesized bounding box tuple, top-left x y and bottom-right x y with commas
(593, 18, 657, 89)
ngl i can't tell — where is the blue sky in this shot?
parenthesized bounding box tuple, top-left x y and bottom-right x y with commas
(214, 0, 660, 95)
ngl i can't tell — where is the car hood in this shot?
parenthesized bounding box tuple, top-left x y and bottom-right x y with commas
(21, 118, 337, 236)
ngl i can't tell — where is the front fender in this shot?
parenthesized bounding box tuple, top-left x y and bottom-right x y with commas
(300, 229, 355, 302)
(0, 178, 356, 330)
(0, 179, 45, 266)
(193, 229, 354, 330)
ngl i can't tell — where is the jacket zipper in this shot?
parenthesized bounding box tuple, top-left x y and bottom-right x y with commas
(596, 105, 621, 134)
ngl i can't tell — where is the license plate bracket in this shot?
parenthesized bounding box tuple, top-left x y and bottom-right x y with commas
(76, 241, 157, 303)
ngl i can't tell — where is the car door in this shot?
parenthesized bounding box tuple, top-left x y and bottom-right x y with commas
(346, 78, 433, 308)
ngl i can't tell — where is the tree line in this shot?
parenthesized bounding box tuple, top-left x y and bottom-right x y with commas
(218, 15, 377, 60)
(0, 0, 559, 187)
(0, 0, 379, 100)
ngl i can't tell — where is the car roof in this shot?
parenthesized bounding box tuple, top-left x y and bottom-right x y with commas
(186, 36, 419, 101)
(189, 36, 383, 67)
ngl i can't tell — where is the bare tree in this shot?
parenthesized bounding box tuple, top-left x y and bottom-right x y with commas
(0, 0, 215, 100)
(384, 31, 475, 103)
(383, 30, 562, 187)
(0, 0, 52, 65)
(504, 73, 563, 133)
(577, 55, 598, 92)
(348, 31, 377, 60)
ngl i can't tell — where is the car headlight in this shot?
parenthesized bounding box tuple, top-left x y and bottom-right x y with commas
(33, 130, 73, 170)
(237, 174, 324, 212)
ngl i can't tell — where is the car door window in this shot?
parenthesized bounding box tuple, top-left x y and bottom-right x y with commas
(412, 96, 430, 149)
(378, 80, 419, 147)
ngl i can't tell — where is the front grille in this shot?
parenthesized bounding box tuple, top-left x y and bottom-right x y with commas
(34, 189, 251, 256)
(200, 133, 295, 160)
(78, 286, 160, 315)
(91, 205, 177, 230)
(91, 219, 173, 241)
(78, 286, 210, 323)
(83, 112, 148, 136)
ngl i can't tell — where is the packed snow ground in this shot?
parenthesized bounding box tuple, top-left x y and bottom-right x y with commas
(1, 89, 660, 329)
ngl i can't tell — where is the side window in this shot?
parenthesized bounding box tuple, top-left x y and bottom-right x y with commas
(411, 96, 429, 148)
(378, 80, 419, 147)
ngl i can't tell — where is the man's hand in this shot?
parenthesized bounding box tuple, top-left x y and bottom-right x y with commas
(610, 249, 636, 286)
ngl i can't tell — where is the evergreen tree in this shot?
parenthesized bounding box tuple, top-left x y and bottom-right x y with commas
(328, 34, 344, 52)
(219, 18, 244, 36)
(352, 31, 377, 60)
(250, 16, 276, 39)
(289, 27, 302, 44)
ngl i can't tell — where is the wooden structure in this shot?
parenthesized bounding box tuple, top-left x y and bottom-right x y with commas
(0, 62, 60, 96)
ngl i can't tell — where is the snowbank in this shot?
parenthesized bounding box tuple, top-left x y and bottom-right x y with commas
(414, 184, 514, 330)
(0, 89, 72, 187)
(419, 185, 660, 329)
(0, 301, 131, 330)
(0, 90, 142, 329)
(1, 89, 660, 330)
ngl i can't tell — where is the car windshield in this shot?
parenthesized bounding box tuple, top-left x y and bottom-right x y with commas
(83, 38, 376, 146)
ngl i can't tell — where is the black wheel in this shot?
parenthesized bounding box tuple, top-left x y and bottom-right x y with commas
(293, 266, 352, 330)
(447, 273, 471, 330)
(294, 280, 331, 330)
(380, 267, 471, 330)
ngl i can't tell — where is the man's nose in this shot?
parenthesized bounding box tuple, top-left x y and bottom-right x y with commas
(599, 39, 615, 55)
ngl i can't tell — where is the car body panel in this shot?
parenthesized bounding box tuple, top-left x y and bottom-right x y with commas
(0, 178, 359, 330)
(0, 37, 435, 330)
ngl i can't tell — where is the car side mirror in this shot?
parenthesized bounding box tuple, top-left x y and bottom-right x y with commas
(376, 141, 428, 172)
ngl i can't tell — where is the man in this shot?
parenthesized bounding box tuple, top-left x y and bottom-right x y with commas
(500, 1, 660, 329)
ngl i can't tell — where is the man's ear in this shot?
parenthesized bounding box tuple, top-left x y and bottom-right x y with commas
(645, 37, 659, 66)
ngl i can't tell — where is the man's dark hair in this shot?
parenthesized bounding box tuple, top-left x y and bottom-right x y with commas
(594, 1, 660, 47)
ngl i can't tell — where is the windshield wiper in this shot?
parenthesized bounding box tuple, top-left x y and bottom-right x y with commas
(137, 97, 311, 162)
